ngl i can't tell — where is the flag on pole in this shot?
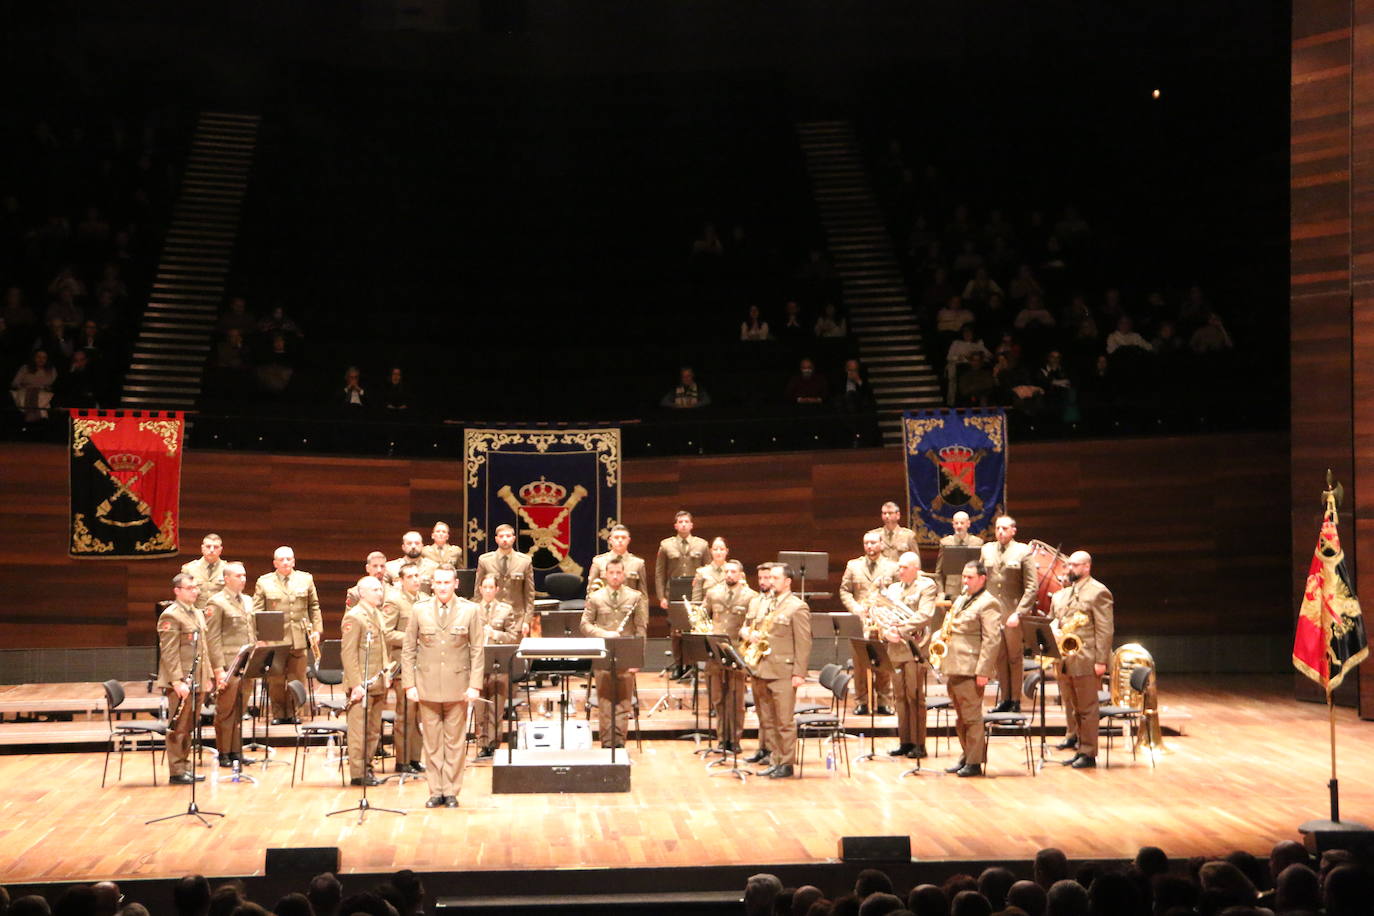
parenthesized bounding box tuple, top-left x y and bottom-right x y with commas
(1293, 504, 1369, 694)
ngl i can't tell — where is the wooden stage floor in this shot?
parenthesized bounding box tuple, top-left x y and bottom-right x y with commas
(0, 674, 1368, 886)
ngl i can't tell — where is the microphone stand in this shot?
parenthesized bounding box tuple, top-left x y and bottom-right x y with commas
(148, 630, 224, 827)
(328, 628, 405, 824)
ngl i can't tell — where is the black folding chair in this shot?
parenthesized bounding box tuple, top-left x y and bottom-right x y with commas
(101, 680, 167, 787)
(288, 679, 347, 786)
(796, 671, 853, 777)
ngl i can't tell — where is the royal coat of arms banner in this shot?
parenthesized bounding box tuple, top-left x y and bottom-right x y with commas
(902, 408, 1007, 546)
(463, 428, 621, 587)
(69, 409, 185, 559)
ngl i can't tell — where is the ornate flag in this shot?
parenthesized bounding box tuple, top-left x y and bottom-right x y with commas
(1293, 503, 1368, 694)
(463, 428, 620, 588)
(69, 409, 185, 559)
(902, 408, 1007, 546)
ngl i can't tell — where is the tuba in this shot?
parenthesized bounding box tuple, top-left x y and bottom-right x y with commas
(1110, 643, 1169, 754)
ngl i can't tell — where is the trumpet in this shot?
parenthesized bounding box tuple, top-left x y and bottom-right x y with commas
(682, 597, 713, 635)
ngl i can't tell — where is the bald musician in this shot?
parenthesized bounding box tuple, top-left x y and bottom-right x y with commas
(881, 552, 938, 759)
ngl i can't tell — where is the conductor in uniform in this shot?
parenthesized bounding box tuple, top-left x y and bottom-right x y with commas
(941, 560, 1003, 777)
(156, 574, 215, 784)
(341, 575, 389, 786)
(881, 551, 938, 759)
(980, 516, 1037, 712)
(404, 564, 484, 808)
(746, 563, 811, 779)
(252, 546, 322, 724)
(580, 557, 646, 749)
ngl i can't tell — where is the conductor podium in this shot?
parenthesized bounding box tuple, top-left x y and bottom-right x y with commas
(490, 637, 633, 794)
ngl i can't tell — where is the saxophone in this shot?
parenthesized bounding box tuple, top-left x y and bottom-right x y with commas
(682, 597, 713, 635)
(928, 587, 965, 671)
(741, 596, 782, 668)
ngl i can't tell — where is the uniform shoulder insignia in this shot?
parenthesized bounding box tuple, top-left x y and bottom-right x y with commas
(158, 620, 172, 631)
(342, 619, 353, 633)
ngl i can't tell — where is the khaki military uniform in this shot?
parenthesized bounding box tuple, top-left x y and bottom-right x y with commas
(580, 585, 647, 748)
(422, 543, 464, 568)
(252, 570, 323, 719)
(587, 551, 648, 601)
(180, 556, 226, 609)
(385, 555, 439, 595)
(1051, 577, 1114, 756)
(840, 554, 900, 709)
(691, 563, 729, 604)
(981, 539, 1038, 702)
(156, 600, 214, 778)
(747, 591, 811, 767)
(655, 534, 710, 606)
(939, 588, 1003, 765)
(342, 601, 390, 780)
(938, 533, 985, 595)
(703, 580, 756, 745)
(403, 596, 485, 799)
(881, 576, 938, 750)
(205, 589, 256, 758)
(867, 525, 919, 563)
(478, 598, 519, 748)
(474, 549, 535, 629)
(381, 586, 424, 766)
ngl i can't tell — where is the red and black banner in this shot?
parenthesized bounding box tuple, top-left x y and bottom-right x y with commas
(68, 409, 185, 559)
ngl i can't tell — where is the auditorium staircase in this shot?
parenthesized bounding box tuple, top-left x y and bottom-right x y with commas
(121, 112, 260, 411)
(796, 120, 941, 445)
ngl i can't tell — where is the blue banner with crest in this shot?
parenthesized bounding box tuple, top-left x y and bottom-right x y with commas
(902, 408, 1007, 546)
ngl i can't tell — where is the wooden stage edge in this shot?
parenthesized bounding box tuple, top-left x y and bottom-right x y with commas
(1, 675, 1370, 888)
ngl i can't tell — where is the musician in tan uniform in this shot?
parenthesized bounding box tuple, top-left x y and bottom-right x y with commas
(341, 576, 390, 786)
(580, 557, 647, 748)
(386, 531, 438, 594)
(180, 533, 226, 609)
(869, 501, 918, 562)
(741, 563, 776, 765)
(473, 524, 535, 635)
(156, 574, 215, 784)
(1020, 550, 1113, 768)
(839, 531, 900, 715)
(476, 573, 519, 758)
(691, 537, 731, 602)
(655, 511, 710, 610)
(206, 562, 257, 768)
(252, 546, 323, 723)
(345, 552, 389, 609)
(703, 559, 756, 752)
(938, 511, 984, 596)
(404, 564, 484, 808)
(422, 521, 464, 567)
(880, 552, 938, 759)
(381, 563, 425, 773)
(745, 563, 811, 779)
(940, 560, 1003, 777)
(587, 525, 648, 600)
(979, 516, 1037, 712)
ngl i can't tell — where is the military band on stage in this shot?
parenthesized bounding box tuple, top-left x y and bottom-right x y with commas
(157, 504, 1116, 792)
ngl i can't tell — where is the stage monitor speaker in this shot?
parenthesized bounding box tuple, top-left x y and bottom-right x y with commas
(838, 835, 912, 861)
(265, 847, 339, 876)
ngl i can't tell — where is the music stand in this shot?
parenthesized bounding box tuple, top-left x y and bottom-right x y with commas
(1018, 614, 1062, 770)
(147, 633, 223, 828)
(211, 644, 257, 784)
(541, 610, 583, 638)
(518, 638, 602, 755)
(243, 644, 287, 770)
(778, 551, 829, 602)
(655, 600, 697, 721)
(704, 635, 752, 780)
(483, 644, 521, 765)
(678, 633, 718, 749)
(938, 546, 981, 597)
(594, 637, 645, 764)
(850, 637, 899, 764)
(668, 577, 694, 603)
(327, 631, 405, 824)
(453, 568, 478, 597)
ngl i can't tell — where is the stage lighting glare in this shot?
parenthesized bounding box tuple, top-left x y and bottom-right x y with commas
(1152, 88, 1161, 99)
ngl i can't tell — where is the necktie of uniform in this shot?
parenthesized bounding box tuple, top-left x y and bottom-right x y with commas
(439, 602, 451, 629)
(867, 559, 875, 576)
(500, 553, 509, 580)
(679, 537, 689, 558)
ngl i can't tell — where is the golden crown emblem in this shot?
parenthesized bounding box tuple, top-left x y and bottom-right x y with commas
(520, 476, 567, 505)
(105, 452, 146, 473)
(938, 444, 974, 462)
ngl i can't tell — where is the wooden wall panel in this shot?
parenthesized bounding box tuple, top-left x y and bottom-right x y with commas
(0, 433, 1289, 651)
